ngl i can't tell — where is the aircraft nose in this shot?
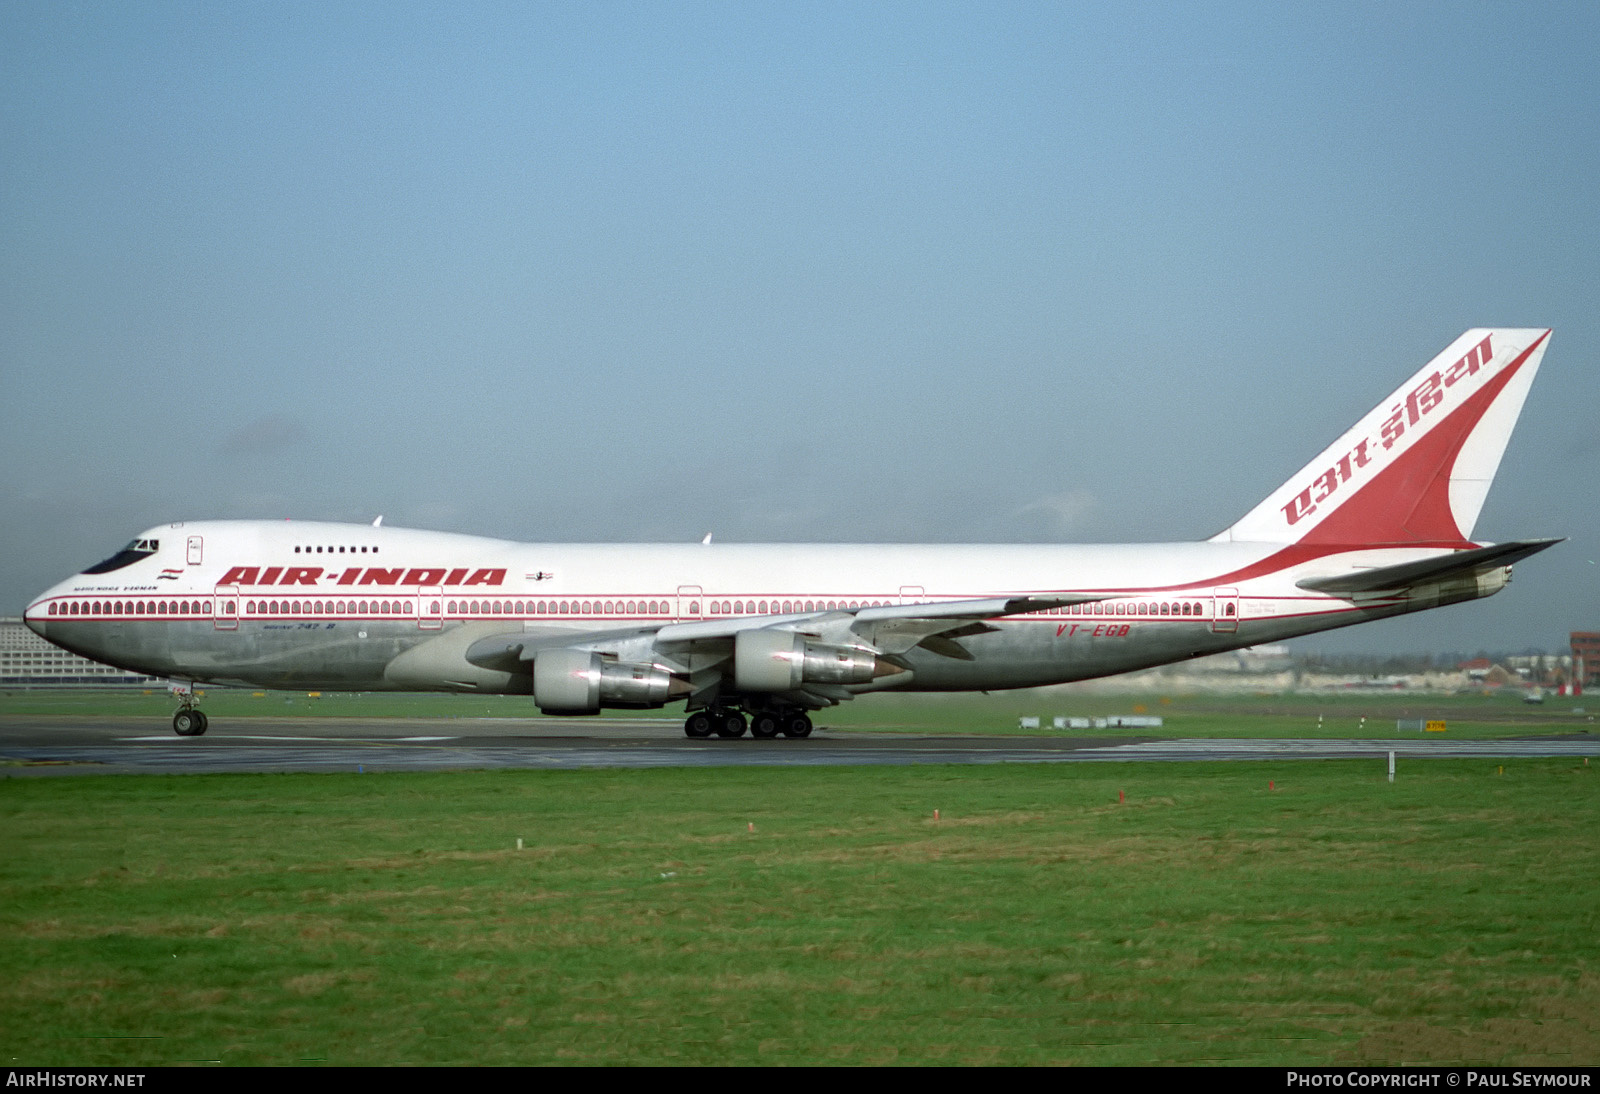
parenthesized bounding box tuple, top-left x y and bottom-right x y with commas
(24, 591, 53, 640)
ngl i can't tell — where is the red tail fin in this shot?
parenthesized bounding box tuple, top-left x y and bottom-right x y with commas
(1212, 329, 1551, 546)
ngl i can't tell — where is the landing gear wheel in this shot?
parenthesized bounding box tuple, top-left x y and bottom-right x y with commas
(715, 711, 748, 738)
(781, 713, 813, 739)
(684, 712, 715, 739)
(750, 713, 781, 739)
(173, 709, 207, 737)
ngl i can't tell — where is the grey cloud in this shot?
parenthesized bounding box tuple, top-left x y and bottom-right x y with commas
(217, 416, 310, 458)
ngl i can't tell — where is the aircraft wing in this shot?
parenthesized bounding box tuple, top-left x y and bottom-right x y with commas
(846, 596, 1099, 657)
(1294, 538, 1563, 594)
(464, 624, 662, 668)
(463, 593, 1105, 706)
(653, 594, 1098, 643)
(467, 594, 1100, 661)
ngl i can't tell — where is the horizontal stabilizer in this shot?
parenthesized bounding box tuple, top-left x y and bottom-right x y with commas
(1295, 538, 1562, 594)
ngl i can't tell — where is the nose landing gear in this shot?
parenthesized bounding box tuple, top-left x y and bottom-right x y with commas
(172, 706, 208, 736)
(170, 710, 206, 735)
(169, 682, 208, 736)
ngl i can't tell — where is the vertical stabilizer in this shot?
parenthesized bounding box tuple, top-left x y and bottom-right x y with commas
(1212, 329, 1551, 546)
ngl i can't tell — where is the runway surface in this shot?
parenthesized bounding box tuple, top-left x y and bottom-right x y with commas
(3, 715, 1597, 775)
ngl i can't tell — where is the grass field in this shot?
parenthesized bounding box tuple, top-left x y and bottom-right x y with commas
(3, 686, 1594, 740)
(3, 759, 1597, 1065)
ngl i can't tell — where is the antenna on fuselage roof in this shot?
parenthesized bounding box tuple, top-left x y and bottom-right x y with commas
(372, 515, 383, 527)
(701, 533, 712, 545)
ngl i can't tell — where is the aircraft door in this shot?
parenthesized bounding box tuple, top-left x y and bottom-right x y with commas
(214, 584, 239, 631)
(899, 585, 925, 604)
(676, 585, 704, 621)
(418, 586, 443, 630)
(1211, 587, 1239, 633)
(187, 536, 203, 565)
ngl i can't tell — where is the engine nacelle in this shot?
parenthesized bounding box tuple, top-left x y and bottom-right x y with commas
(532, 648, 682, 714)
(734, 629, 882, 692)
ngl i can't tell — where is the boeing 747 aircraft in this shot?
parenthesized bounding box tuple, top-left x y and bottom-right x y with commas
(25, 329, 1558, 738)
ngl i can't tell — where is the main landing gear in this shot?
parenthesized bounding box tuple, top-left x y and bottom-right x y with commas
(683, 707, 812, 740)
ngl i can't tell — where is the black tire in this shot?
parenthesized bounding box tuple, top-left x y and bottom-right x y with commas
(750, 713, 781, 739)
(173, 710, 205, 737)
(684, 712, 715, 739)
(715, 712, 748, 738)
(782, 713, 813, 739)
(194, 711, 209, 735)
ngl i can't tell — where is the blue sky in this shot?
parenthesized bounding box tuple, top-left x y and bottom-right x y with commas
(3, 2, 1596, 654)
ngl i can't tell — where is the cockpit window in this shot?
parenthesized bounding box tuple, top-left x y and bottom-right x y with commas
(82, 538, 160, 575)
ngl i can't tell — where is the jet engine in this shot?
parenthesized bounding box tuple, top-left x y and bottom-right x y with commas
(532, 648, 685, 714)
(733, 629, 887, 692)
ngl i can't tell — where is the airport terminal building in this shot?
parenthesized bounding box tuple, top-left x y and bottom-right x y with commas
(0, 616, 161, 688)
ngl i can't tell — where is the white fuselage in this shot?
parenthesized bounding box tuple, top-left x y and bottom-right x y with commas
(24, 518, 1489, 698)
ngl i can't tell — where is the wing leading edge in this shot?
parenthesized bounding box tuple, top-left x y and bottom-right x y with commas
(462, 593, 1107, 709)
(466, 594, 1102, 664)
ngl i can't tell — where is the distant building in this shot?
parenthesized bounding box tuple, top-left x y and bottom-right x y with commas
(1573, 632, 1600, 690)
(0, 617, 161, 687)
(1506, 654, 1570, 684)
